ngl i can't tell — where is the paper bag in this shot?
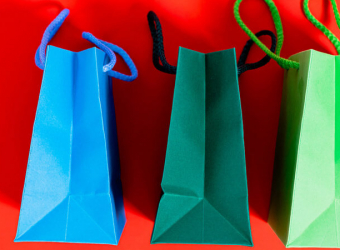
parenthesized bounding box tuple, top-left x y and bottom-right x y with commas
(15, 45, 125, 245)
(151, 47, 253, 245)
(235, 0, 340, 247)
(268, 50, 340, 247)
(15, 9, 137, 245)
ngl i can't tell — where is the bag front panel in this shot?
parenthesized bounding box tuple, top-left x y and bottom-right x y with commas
(161, 47, 206, 198)
(70, 48, 110, 195)
(205, 48, 251, 244)
(16, 46, 75, 241)
(288, 51, 337, 247)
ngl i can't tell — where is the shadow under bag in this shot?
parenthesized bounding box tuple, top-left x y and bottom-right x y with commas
(147, 11, 277, 245)
(15, 9, 137, 245)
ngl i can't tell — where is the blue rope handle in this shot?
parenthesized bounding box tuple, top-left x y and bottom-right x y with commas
(35, 9, 69, 69)
(83, 32, 138, 82)
(81, 32, 117, 72)
(35, 9, 116, 73)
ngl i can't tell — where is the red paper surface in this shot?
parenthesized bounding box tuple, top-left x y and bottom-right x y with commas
(1, 0, 339, 249)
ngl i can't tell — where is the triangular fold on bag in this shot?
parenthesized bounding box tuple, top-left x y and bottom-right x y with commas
(15, 198, 69, 242)
(151, 195, 203, 244)
(66, 195, 117, 244)
(288, 201, 338, 247)
(203, 200, 252, 245)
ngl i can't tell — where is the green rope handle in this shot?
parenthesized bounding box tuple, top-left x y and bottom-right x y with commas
(234, 0, 299, 69)
(304, 0, 340, 54)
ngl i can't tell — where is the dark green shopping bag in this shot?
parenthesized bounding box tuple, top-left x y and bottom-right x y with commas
(147, 11, 277, 245)
(235, 0, 340, 247)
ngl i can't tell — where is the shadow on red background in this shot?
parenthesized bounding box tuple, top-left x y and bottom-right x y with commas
(0, 1, 65, 209)
(1, 0, 340, 250)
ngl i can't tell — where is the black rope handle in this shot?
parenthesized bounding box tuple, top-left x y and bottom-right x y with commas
(147, 11, 177, 74)
(147, 11, 277, 76)
(237, 30, 277, 75)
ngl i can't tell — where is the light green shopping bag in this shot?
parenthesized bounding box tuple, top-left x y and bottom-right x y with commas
(235, 0, 340, 247)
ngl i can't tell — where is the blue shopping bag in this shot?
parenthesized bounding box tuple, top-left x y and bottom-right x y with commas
(15, 9, 137, 245)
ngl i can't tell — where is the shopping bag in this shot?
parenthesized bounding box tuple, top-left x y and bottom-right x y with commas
(147, 11, 276, 245)
(15, 9, 137, 245)
(235, 0, 340, 247)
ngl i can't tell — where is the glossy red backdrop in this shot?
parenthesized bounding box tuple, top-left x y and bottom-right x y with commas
(1, 0, 339, 249)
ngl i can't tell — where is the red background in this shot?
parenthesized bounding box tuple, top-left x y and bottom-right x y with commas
(0, 0, 339, 249)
